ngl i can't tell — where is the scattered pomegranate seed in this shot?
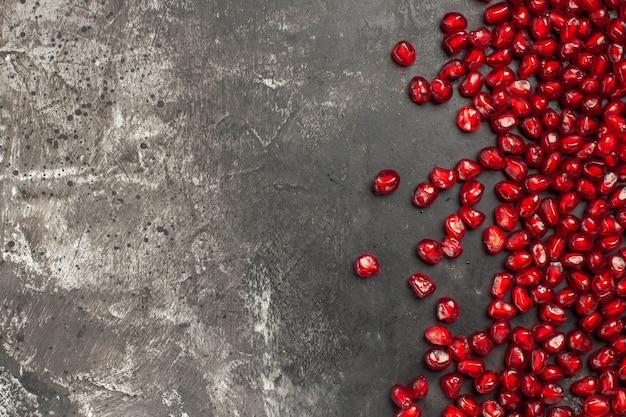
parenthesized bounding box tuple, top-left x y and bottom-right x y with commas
(437, 297, 460, 323)
(353, 254, 380, 278)
(373, 169, 401, 195)
(391, 40, 416, 66)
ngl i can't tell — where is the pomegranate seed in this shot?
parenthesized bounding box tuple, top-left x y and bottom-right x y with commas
(459, 205, 486, 228)
(548, 406, 574, 417)
(408, 272, 437, 298)
(409, 76, 431, 104)
(449, 335, 472, 361)
(458, 358, 486, 378)
(584, 395, 611, 417)
(410, 375, 428, 399)
(431, 77, 454, 103)
(441, 372, 465, 399)
(475, 370, 500, 394)
(424, 347, 452, 371)
(495, 204, 519, 231)
(391, 384, 414, 408)
(489, 319, 511, 344)
(373, 169, 401, 195)
(491, 272, 514, 298)
(557, 351, 583, 375)
(483, 225, 506, 254)
(470, 331, 494, 356)
(416, 239, 444, 265)
(473, 92, 498, 119)
(460, 71, 485, 97)
(542, 331, 566, 353)
(442, 404, 465, 417)
(442, 31, 469, 55)
(441, 236, 464, 258)
(589, 347, 616, 371)
(481, 399, 504, 417)
(612, 389, 626, 415)
(521, 373, 542, 397)
(478, 147, 506, 170)
(391, 41, 416, 66)
(539, 303, 567, 325)
(457, 106, 482, 132)
(441, 12, 468, 33)
(455, 158, 483, 181)
(506, 250, 533, 271)
(439, 59, 467, 81)
(488, 299, 516, 319)
(412, 182, 439, 207)
(457, 394, 481, 417)
(394, 404, 422, 417)
(437, 297, 460, 323)
(354, 254, 380, 277)
(513, 285, 534, 312)
(430, 166, 457, 190)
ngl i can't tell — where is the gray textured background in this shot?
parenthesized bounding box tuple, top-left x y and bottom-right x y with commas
(0, 0, 514, 416)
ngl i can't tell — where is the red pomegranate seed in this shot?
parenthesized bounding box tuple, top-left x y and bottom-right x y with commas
(488, 299, 516, 319)
(455, 158, 483, 181)
(460, 71, 485, 97)
(391, 383, 414, 408)
(458, 358, 486, 378)
(584, 395, 611, 417)
(449, 335, 472, 361)
(612, 389, 626, 415)
(442, 31, 469, 55)
(439, 59, 467, 81)
(424, 347, 452, 371)
(457, 394, 481, 417)
(572, 376, 599, 397)
(495, 204, 519, 231)
(481, 399, 505, 417)
(589, 347, 616, 371)
(520, 373, 541, 397)
(437, 297, 460, 323)
(512, 285, 534, 312)
(431, 77, 454, 103)
(441, 236, 464, 258)
(478, 146, 507, 169)
(459, 205, 486, 229)
(457, 106, 482, 132)
(394, 405, 422, 417)
(441, 12, 468, 33)
(442, 404, 465, 417)
(484, 225, 506, 254)
(424, 324, 452, 346)
(410, 375, 428, 399)
(501, 368, 520, 391)
(557, 351, 583, 375)
(475, 370, 500, 394)
(408, 273, 436, 299)
(441, 372, 464, 399)
(416, 238, 444, 265)
(491, 272, 514, 298)
(409, 76, 431, 104)
(489, 319, 511, 344)
(373, 169, 401, 195)
(412, 182, 439, 207)
(430, 166, 457, 190)
(391, 40, 416, 66)
(540, 382, 564, 405)
(354, 254, 380, 277)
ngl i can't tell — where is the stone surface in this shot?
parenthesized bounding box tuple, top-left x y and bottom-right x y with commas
(0, 0, 511, 416)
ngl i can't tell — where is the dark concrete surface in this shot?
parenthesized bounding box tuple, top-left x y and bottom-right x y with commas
(0, 0, 527, 416)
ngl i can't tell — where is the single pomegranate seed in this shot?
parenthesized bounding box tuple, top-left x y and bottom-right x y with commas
(542, 331, 566, 353)
(457, 106, 482, 132)
(458, 358, 486, 378)
(506, 250, 533, 271)
(530, 347, 550, 374)
(489, 319, 511, 344)
(487, 299, 516, 320)
(512, 285, 534, 312)
(457, 394, 481, 417)
(373, 169, 400, 195)
(460, 70, 485, 97)
(394, 404, 422, 417)
(612, 389, 626, 415)
(589, 347, 616, 371)
(391, 384, 414, 408)
(408, 273, 436, 299)
(459, 205, 486, 228)
(491, 272, 514, 298)
(391, 40, 416, 66)
(481, 399, 505, 417)
(441, 372, 465, 399)
(548, 406, 574, 417)
(557, 351, 583, 375)
(409, 375, 428, 399)
(449, 335, 472, 361)
(521, 373, 542, 397)
(441, 12, 468, 33)
(430, 166, 457, 190)
(475, 370, 500, 394)
(424, 324, 452, 346)
(424, 347, 452, 371)
(442, 404, 465, 417)
(440, 59, 467, 81)
(437, 297, 460, 323)
(501, 368, 520, 391)
(473, 92, 498, 119)
(409, 76, 431, 104)
(484, 225, 506, 254)
(354, 254, 380, 277)
(455, 158, 483, 181)
(431, 77, 454, 103)
(584, 395, 611, 417)
(539, 303, 567, 325)
(442, 31, 469, 55)
(416, 239, 444, 265)
(412, 182, 439, 207)
(441, 236, 464, 258)
(478, 146, 506, 169)
(568, 329, 594, 353)
(495, 204, 519, 231)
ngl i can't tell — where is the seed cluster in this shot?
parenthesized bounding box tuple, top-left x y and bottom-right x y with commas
(358, 1, 626, 417)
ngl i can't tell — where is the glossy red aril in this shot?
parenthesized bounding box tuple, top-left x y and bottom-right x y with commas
(442, 404, 465, 417)
(495, 204, 519, 231)
(459, 205, 486, 228)
(521, 373, 541, 397)
(441, 372, 464, 399)
(440, 236, 461, 257)
(394, 404, 421, 417)
(612, 389, 626, 415)
(449, 336, 472, 362)
(408, 273, 436, 299)
(391, 384, 413, 408)
(425, 324, 452, 346)
(409, 76, 431, 104)
(431, 77, 454, 103)
(457, 106, 482, 132)
(478, 147, 506, 169)
(457, 358, 486, 378)
(490, 319, 511, 344)
(412, 182, 439, 207)
(430, 166, 457, 189)
(439, 59, 466, 80)
(441, 12, 468, 33)
(437, 297, 460, 323)
(392, 40, 416, 66)
(416, 239, 444, 265)
(410, 375, 429, 399)
(484, 225, 506, 254)
(457, 394, 480, 417)
(589, 347, 616, 371)
(424, 347, 452, 371)
(373, 169, 400, 195)
(470, 331, 494, 356)
(443, 31, 469, 55)
(584, 395, 611, 417)
(475, 370, 500, 394)
(455, 158, 483, 181)
(354, 254, 380, 277)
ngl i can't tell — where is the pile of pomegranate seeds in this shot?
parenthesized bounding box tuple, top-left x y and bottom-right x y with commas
(354, 0, 626, 416)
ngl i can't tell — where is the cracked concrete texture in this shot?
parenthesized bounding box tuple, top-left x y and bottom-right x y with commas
(0, 0, 494, 415)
